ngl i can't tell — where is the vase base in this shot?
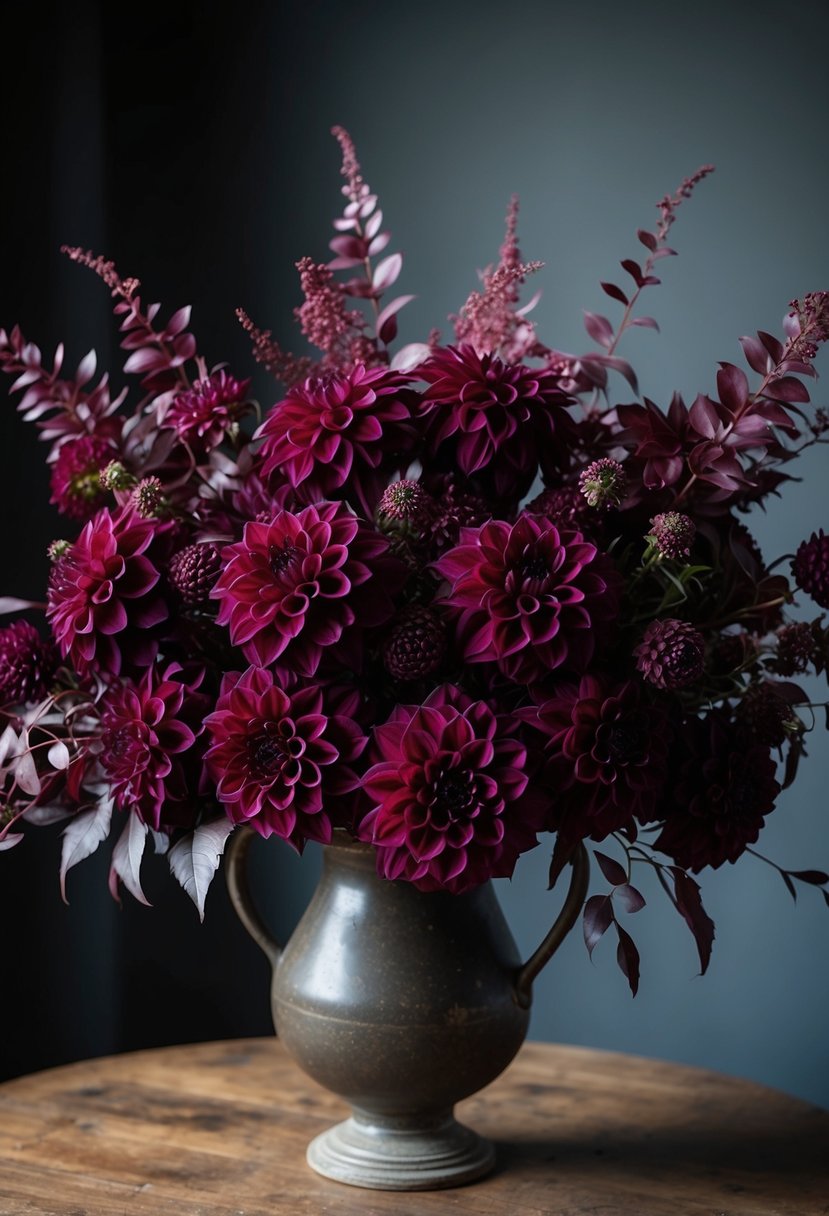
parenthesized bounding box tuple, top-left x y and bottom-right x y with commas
(306, 1111, 496, 1191)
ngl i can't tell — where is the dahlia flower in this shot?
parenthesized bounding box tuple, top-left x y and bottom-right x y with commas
(256, 364, 414, 516)
(168, 543, 223, 607)
(523, 485, 595, 534)
(49, 434, 114, 521)
(435, 515, 619, 683)
(792, 530, 829, 609)
(101, 661, 205, 831)
(358, 684, 543, 893)
(0, 621, 58, 705)
(211, 501, 403, 675)
(655, 710, 780, 871)
(634, 618, 705, 690)
(423, 475, 490, 558)
(164, 370, 250, 450)
(419, 344, 573, 501)
(520, 676, 670, 842)
(382, 606, 447, 682)
(46, 506, 168, 676)
(204, 666, 365, 848)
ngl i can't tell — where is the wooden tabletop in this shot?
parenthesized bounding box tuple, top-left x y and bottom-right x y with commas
(0, 1037, 826, 1215)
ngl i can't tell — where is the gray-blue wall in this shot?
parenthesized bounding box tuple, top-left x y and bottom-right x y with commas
(250, 0, 829, 1107)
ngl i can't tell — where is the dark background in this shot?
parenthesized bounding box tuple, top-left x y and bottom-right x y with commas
(1, 0, 828, 1104)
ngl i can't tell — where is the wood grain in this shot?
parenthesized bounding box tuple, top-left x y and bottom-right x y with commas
(0, 1037, 826, 1215)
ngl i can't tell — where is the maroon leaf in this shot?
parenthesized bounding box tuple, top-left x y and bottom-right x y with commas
(637, 229, 658, 251)
(615, 883, 646, 914)
(601, 281, 629, 306)
(583, 894, 614, 959)
(780, 870, 798, 902)
(690, 393, 722, 438)
(329, 234, 368, 259)
(583, 310, 615, 349)
(789, 869, 829, 886)
(758, 330, 784, 362)
(621, 258, 644, 287)
(630, 316, 660, 331)
(375, 294, 415, 343)
(716, 363, 750, 413)
(670, 868, 715, 974)
(597, 354, 639, 394)
(594, 850, 627, 886)
(548, 835, 577, 889)
(763, 376, 811, 405)
(650, 247, 677, 260)
(615, 923, 640, 996)
(739, 334, 771, 375)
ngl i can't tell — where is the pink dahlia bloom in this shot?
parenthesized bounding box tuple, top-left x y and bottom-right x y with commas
(203, 666, 365, 849)
(101, 662, 206, 831)
(49, 434, 115, 521)
(256, 364, 414, 516)
(358, 685, 543, 893)
(519, 676, 670, 842)
(655, 711, 780, 871)
(419, 345, 573, 501)
(164, 370, 250, 450)
(0, 621, 58, 705)
(435, 515, 620, 683)
(211, 501, 403, 675)
(46, 506, 168, 676)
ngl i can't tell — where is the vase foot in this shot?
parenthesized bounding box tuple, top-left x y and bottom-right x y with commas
(306, 1110, 496, 1191)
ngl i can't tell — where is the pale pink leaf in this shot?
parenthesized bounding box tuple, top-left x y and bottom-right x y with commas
(76, 349, 97, 386)
(164, 306, 192, 337)
(391, 342, 431, 372)
(0, 597, 44, 615)
(109, 813, 150, 906)
(47, 741, 71, 771)
(15, 749, 41, 797)
(583, 310, 614, 350)
(0, 834, 24, 852)
(372, 253, 403, 293)
(60, 796, 113, 902)
(365, 210, 383, 239)
(169, 817, 235, 921)
(367, 232, 391, 257)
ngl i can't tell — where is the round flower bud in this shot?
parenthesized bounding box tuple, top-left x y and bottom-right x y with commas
(382, 607, 447, 682)
(773, 621, 817, 676)
(47, 538, 71, 562)
(131, 477, 166, 519)
(378, 480, 431, 530)
(648, 511, 696, 560)
(634, 618, 705, 690)
(99, 461, 135, 492)
(578, 458, 627, 509)
(168, 543, 223, 607)
(792, 530, 829, 609)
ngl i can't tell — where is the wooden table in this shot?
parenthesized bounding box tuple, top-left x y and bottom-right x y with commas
(0, 1038, 826, 1215)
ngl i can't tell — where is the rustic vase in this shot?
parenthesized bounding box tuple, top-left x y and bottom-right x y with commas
(225, 827, 588, 1191)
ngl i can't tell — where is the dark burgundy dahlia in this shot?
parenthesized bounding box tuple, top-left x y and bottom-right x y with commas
(211, 501, 403, 675)
(419, 344, 573, 500)
(520, 676, 670, 842)
(256, 364, 414, 516)
(357, 684, 543, 893)
(101, 661, 206, 831)
(634, 618, 705, 690)
(792, 529, 829, 609)
(46, 506, 168, 676)
(382, 606, 447, 682)
(49, 434, 114, 521)
(655, 710, 780, 871)
(168, 542, 223, 607)
(164, 370, 250, 450)
(204, 666, 365, 849)
(0, 620, 58, 705)
(435, 514, 619, 683)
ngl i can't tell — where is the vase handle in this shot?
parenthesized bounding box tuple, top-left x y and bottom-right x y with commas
(513, 843, 590, 1009)
(225, 826, 283, 970)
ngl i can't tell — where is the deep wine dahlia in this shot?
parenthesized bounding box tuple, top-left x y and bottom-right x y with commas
(168, 543, 223, 606)
(211, 501, 403, 675)
(49, 435, 114, 521)
(773, 621, 817, 676)
(0, 620, 58, 705)
(101, 661, 205, 831)
(419, 345, 573, 500)
(382, 607, 447, 681)
(524, 485, 595, 534)
(655, 711, 780, 871)
(634, 618, 705, 690)
(357, 685, 543, 893)
(203, 666, 365, 848)
(46, 506, 168, 676)
(424, 476, 491, 558)
(793, 530, 829, 608)
(520, 676, 670, 841)
(164, 370, 250, 450)
(737, 681, 799, 748)
(256, 364, 414, 516)
(435, 515, 619, 683)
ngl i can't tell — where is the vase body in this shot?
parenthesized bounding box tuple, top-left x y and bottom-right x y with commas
(226, 829, 588, 1190)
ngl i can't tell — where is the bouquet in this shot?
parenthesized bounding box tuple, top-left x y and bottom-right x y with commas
(2, 128, 827, 994)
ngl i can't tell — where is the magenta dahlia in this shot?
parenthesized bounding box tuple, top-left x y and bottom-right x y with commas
(203, 666, 365, 849)
(255, 364, 414, 516)
(435, 514, 620, 683)
(520, 676, 670, 842)
(211, 501, 403, 675)
(101, 661, 206, 831)
(164, 370, 250, 450)
(423, 475, 491, 558)
(357, 684, 544, 893)
(49, 434, 115, 521)
(419, 345, 573, 501)
(792, 529, 829, 608)
(0, 620, 58, 705)
(655, 711, 780, 871)
(46, 506, 168, 676)
(634, 618, 705, 690)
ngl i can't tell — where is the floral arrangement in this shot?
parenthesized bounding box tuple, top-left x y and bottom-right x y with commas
(2, 128, 828, 993)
